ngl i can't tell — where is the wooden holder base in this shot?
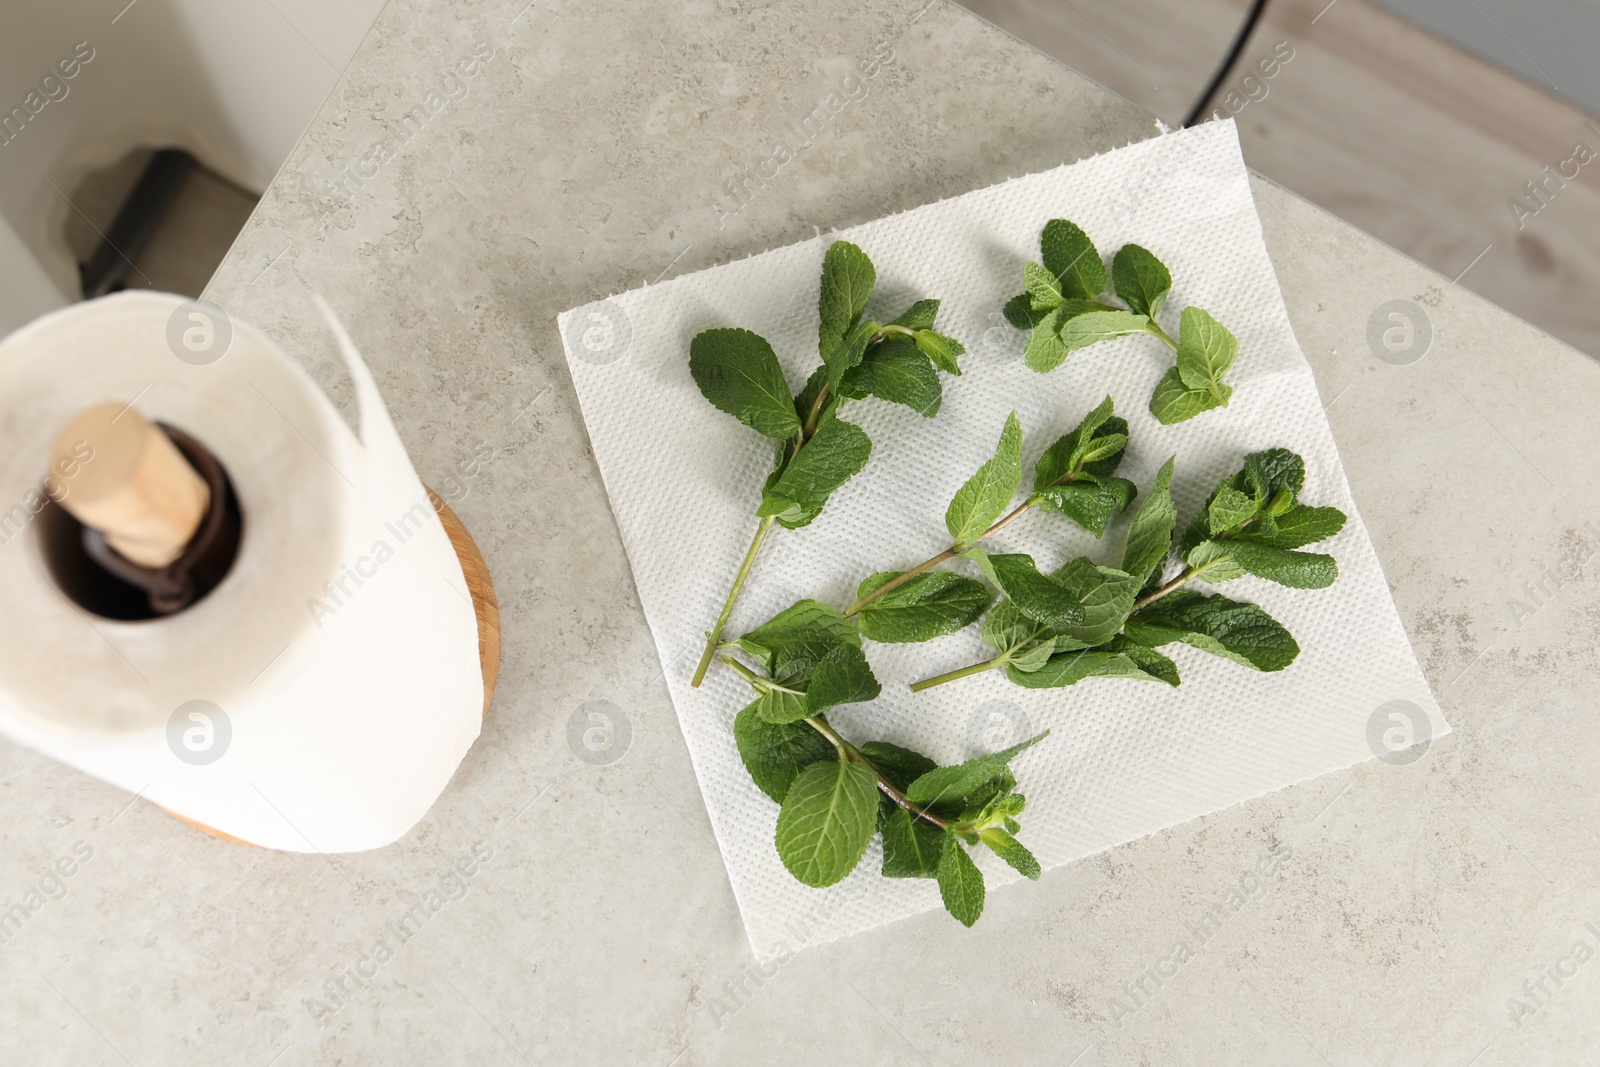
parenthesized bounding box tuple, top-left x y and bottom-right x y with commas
(161, 487, 500, 846)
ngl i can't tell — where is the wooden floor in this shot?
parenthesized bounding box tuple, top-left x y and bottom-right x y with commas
(959, 0, 1600, 360)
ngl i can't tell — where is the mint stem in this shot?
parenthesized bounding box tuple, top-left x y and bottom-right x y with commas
(844, 472, 1076, 617)
(843, 547, 960, 617)
(908, 656, 1004, 692)
(691, 515, 778, 687)
(1130, 565, 1194, 612)
(1144, 320, 1178, 350)
(698, 380, 847, 687)
(909, 564, 1200, 692)
(802, 382, 832, 441)
(719, 654, 768, 688)
(801, 713, 952, 831)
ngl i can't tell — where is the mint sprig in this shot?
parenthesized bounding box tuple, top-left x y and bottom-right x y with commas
(910, 449, 1346, 692)
(1004, 221, 1241, 425)
(841, 397, 1136, 637)
(722, 600, 1047, 925)
(688, 241, 965, 686)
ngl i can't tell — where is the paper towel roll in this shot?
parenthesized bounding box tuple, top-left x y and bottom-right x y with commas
(0, 292, 483, 852)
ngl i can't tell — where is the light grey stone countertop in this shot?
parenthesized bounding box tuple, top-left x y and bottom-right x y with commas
(6, 0, 1600, 1063)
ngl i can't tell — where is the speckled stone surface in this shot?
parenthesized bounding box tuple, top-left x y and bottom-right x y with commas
(4, 1, 1599, 1064)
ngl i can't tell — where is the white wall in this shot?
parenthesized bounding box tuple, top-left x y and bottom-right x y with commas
(0, 213, 67, 336)
(0, 0, 388, 306)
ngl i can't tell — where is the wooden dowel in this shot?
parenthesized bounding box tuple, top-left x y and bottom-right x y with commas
(49, 403, 210, 568)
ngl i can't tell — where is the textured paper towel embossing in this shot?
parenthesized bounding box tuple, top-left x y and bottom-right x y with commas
(559, 123, 1446, 952)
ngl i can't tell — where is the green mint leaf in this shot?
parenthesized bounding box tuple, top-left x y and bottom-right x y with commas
(758, 407, 872, 529)
(982, 730, 1049, 767)
(1207, 486, 1257, 534)
(735, 702, 836, 800)
(1023, 305, 1070, 372)
(1033, 480, 1125, 537)
(1242, 449, 1306, 504)
(881, 807, 946, 878)
(689, 328, 801, 440)
(1185, 540, 1249, 582)
(1174, 307, 1239, 397)
(904, 757, 1004, 809)
(756, 483, 825, 530)
(889, 298, 939, 331)
(978, 827, 1041, 880)
(1123, 589, 1300, 671)
(803, 644, 882, 715)
(1111, 243, 1172, 318)
(1009, 637, 1178, 688)
(946, 412, 1023, 546)
(963, 544, 1001, 586)
(1122, 457, 1177, 585)
(1094, 473, 1139, 507)
(1040, 219, 1105, 299)
(1177, 508, 1212, 560)
(755, 685, 809, 724)
(857, 741, 938, 793)
(1032, 396, 1117, 490)
(1234, 505, 1346, 549)
(1077, 432, 1129, 468)
(1180, 450, 1316, 555)
(970, 560, 1113, 664)
(1005, 647, 1115, 688)
(822, 318, 879, 391)
(1023, 261, 1066, 312)
(958, 779, 1018, 830)
(980, 597, 1054, 659)
(818, 241, 875, 360)
(838, 338, 943, 416)
(1219, 541, 1339, 589)
(936, 834, 986, 926)
(1059, 309, 1149, 349)
(1005, 635, 1057, 673)
(1023, 299, 1098, 373)
(774, 756, 879, 888)
(904, 731, 1048, 807)
(1150, 365, 1230, 424)
(1083, 431, 1132, 481)
(854, 571, 992, 643)
(970, 789, 1026, 827)
(1067, 394, 1117, 463)
(1045, 557, 1143, 649)
(1110, 636, 1181, 686)
(736, 599, 860, 687)
(983, 553, 1087, 630)
(913, 330, 963, 376)
(1032, 438, 1081, 493)
(1004, 293, 1049, 330)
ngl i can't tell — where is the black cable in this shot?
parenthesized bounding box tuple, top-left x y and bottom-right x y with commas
(1182, 0, 1272, 128)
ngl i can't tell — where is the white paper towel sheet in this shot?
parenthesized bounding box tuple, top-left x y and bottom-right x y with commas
(558, 122, 1446, 953)
(0, 292, 482, 852)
